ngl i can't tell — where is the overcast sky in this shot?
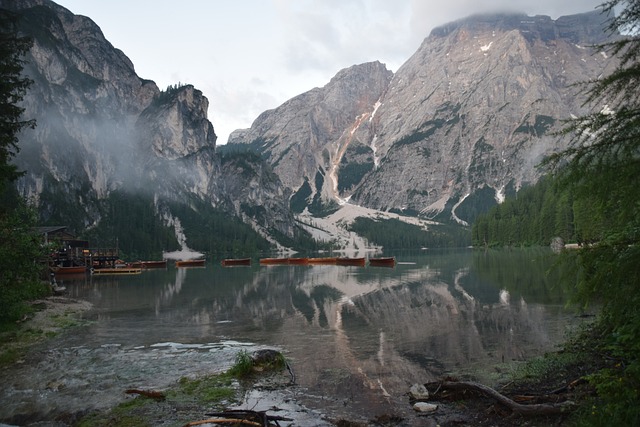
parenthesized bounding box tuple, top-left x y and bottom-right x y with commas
(54, 0, 604, 144)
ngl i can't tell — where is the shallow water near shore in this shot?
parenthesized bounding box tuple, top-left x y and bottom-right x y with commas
(0, 248, 581, 424)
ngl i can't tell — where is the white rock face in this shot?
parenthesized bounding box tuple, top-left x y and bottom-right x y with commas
(5, 0, 296, 238)
(228, 61, 393, 205)
(229, 11, 617, 224)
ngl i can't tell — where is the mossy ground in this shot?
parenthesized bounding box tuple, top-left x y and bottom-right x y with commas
(73, 350, 292, 427)
(0, 296, 92, 367)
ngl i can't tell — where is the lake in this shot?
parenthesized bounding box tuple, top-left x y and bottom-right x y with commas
(0, 247, 581, 424)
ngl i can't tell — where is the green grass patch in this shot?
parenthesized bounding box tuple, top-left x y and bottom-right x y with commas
(173, 372, 237, 404)
(508, 350, 585, 386)
(0, 347, 22, 366)
(228, 350, 255, 378)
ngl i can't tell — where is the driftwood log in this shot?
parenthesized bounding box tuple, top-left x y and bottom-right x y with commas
(425, 380, 576, 416)
(183, 409, 292, 427)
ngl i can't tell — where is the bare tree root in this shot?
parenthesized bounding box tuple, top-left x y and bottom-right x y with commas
(425, 380, 576, 416)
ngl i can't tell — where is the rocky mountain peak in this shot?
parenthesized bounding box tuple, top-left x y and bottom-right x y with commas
(229, 9, 617, 226)
(137, 84, 216, 161)
(429, 10, 611, 44)
(5, 0, 296, 244)
(228, 61, 393, 207)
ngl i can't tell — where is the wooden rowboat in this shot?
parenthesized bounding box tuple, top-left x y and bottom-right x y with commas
(307, 257, 338, 265)
(369, 257, 396, 267)
(221, 258, 251, 267)
(176, 259, 205, 267)
(92, 267, 142, 275)
(52, 265, 87, 275)
(336, 257, 366, 267)
(129, 260, 167, 268)
(141, 260, 167, 268)
(286, 257, 309, 265)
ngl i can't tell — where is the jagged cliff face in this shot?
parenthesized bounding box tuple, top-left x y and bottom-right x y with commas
(229, 11, 617, 223)
(352, 11, 616, 222)
(228, 62, 393, 210)
(4, 0, 294, 239)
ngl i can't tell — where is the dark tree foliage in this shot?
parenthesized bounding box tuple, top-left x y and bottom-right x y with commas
(349, 217, 471, 249)
(80, 190, 180, 260)
(167, 197, 272, 256)
(472, 176, 588, 247)
(0, 201, 48, 325)
(0, 9, 48, 326)
(539, 1, 640, 423)
(0, 8, 35, 194)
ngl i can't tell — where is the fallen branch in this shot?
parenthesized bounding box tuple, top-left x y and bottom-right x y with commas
(285, 360, 296, 384)
(188, 409, 292, 427)
(426, 380, 575, 416)
(183, 419, 261, 427)
(549, 378, 587, 395)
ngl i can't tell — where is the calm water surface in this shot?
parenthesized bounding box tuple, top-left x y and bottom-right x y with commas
(1, 248, 580, 423)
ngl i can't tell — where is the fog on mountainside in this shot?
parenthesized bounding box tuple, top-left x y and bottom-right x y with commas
(3, 0, 619, 255)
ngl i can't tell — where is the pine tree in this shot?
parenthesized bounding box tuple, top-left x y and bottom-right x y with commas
(0, 8, 35, 196)
(542, 1, 640, 423)
(0, 8, 46, 325)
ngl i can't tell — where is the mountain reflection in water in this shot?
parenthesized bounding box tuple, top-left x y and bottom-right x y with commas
(0, 248, 579, 422)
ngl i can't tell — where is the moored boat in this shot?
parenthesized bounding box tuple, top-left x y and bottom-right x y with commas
(307, 257, 338, 265)
(369, 257, 396, 267)
(175, 259, 206, 268)
(142, 260, 167, 268)
(92, 267, 142, 275)
(129, 260, 167, 268)
(52, 265, 87, 275)
(286, 257, 309, 265)
(336, 257, 366, 267)
(221, 258, 251, 267)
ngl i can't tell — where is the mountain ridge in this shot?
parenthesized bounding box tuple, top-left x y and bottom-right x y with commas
(229, 9, 617, 228)
(3, 0, 298, 255)
(3, 1, 620, 254)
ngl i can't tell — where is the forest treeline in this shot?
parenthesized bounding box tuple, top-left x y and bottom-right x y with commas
(82, 191, 274, 260)
(471, 175, 607, 247)
(349, 217, 471, 249)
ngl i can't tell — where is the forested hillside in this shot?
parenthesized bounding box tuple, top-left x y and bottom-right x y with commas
(471, 175, 606, 247)
(350, 217, 471, 249)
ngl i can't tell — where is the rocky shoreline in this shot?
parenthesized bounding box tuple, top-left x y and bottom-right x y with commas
(1, 297, 588, 426)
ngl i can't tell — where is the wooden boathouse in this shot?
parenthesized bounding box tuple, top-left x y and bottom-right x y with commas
(38, 226, 120, 269)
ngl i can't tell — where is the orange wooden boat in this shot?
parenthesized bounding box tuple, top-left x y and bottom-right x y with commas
(369, 257, 396, 267)
(130, 260, 167, 268)
(287, 257, 309, 265)
(52, 265, 87, 275)
(92, 267, 142, 275)
(176, 259, 205, 267)
(221, 258, 251, 267)
(307, 257, 338, 265)
(141, 260, 167, 268)
(336, 257, 366, 267)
